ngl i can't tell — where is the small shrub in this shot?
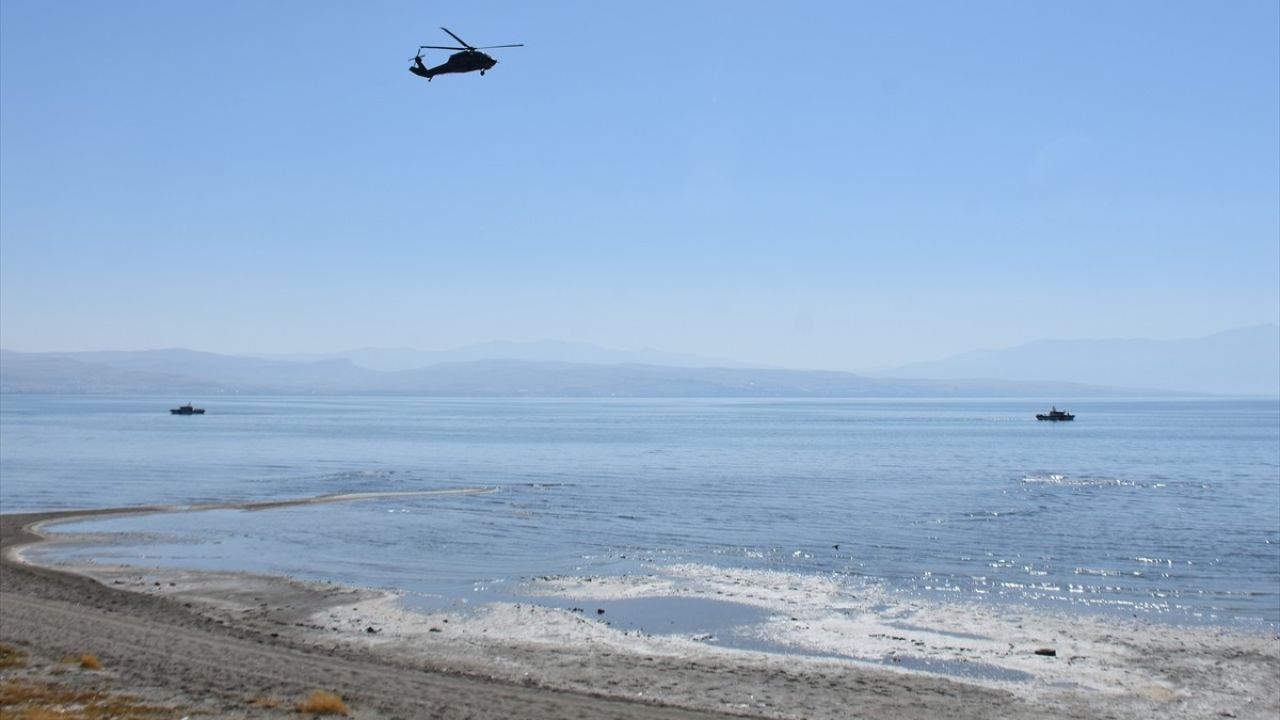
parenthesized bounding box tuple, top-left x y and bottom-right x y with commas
(296, 689, 350, 715)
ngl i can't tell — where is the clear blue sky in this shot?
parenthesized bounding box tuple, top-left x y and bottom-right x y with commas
(2, 1, 1277, 370)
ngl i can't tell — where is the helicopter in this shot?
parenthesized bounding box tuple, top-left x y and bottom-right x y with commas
(410, 27, 523, 81)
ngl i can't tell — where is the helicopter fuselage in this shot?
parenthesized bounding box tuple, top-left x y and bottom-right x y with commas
(410, 50, 498, 80)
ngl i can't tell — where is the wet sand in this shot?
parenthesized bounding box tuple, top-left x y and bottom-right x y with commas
(2, 504, 1276, 719)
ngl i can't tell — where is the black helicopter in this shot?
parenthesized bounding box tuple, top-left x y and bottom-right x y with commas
(410, 27, 523, 81)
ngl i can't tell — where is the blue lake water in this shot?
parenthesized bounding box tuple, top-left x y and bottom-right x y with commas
(2, 395, 1277, 627)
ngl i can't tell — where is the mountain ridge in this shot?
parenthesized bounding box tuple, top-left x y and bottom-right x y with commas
(876, 324, 1279, 396)
(1, 348, 1165, 398)
(5, 325, 1273, 397)
(257, 340, 760, 373)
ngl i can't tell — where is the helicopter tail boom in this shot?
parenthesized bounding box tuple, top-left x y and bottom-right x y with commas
(409, 55, 434, 79)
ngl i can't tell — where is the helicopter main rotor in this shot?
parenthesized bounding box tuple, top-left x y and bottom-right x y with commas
(441, 27, 471, 48)
(416, 27, 523, 55)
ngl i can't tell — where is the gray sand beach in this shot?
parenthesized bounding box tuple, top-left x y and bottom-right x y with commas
(2, 505, 1277, 719)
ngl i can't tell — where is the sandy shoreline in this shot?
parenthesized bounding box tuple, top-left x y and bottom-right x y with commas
(3, 504, 1277, 719)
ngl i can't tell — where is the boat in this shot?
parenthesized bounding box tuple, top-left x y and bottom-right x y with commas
(170, 403, 205, 415)
(1036, 406, 1074, 421)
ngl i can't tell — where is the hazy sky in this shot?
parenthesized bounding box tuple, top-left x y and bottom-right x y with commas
(2, 1, 1277, 370)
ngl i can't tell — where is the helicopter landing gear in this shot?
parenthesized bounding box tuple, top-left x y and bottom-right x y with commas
(480, 70, 486, 76)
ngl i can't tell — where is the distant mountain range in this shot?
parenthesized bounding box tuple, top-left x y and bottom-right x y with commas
(1, 348, 1142, 398)
(258, 340, 758, 373)
(876, 325, 1279, 397)
(2, 325, 1273, 397)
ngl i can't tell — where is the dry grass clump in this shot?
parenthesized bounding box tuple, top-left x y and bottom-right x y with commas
(18, 707, 68, 720)
(247, 694, 282, 708)
(0, 643, 28, 670)
(296, 689, 350, 715)
(57, 653, 103, 671)
(0, 678, 175, 719)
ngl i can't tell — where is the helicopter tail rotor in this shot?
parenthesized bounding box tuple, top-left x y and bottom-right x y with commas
(408, 50, 432, 78)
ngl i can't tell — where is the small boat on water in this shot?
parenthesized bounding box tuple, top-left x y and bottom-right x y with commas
(1036, 406, 1074, 421)
(170, 403, 205, 415)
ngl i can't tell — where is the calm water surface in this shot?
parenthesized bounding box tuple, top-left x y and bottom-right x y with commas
(2, 395, 1277, 626)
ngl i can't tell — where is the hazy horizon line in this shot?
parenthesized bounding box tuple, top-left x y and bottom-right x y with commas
(2, 321, 1275, 368)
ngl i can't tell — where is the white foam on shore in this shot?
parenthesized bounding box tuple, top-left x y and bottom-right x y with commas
(319, 562, 1279, 712)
